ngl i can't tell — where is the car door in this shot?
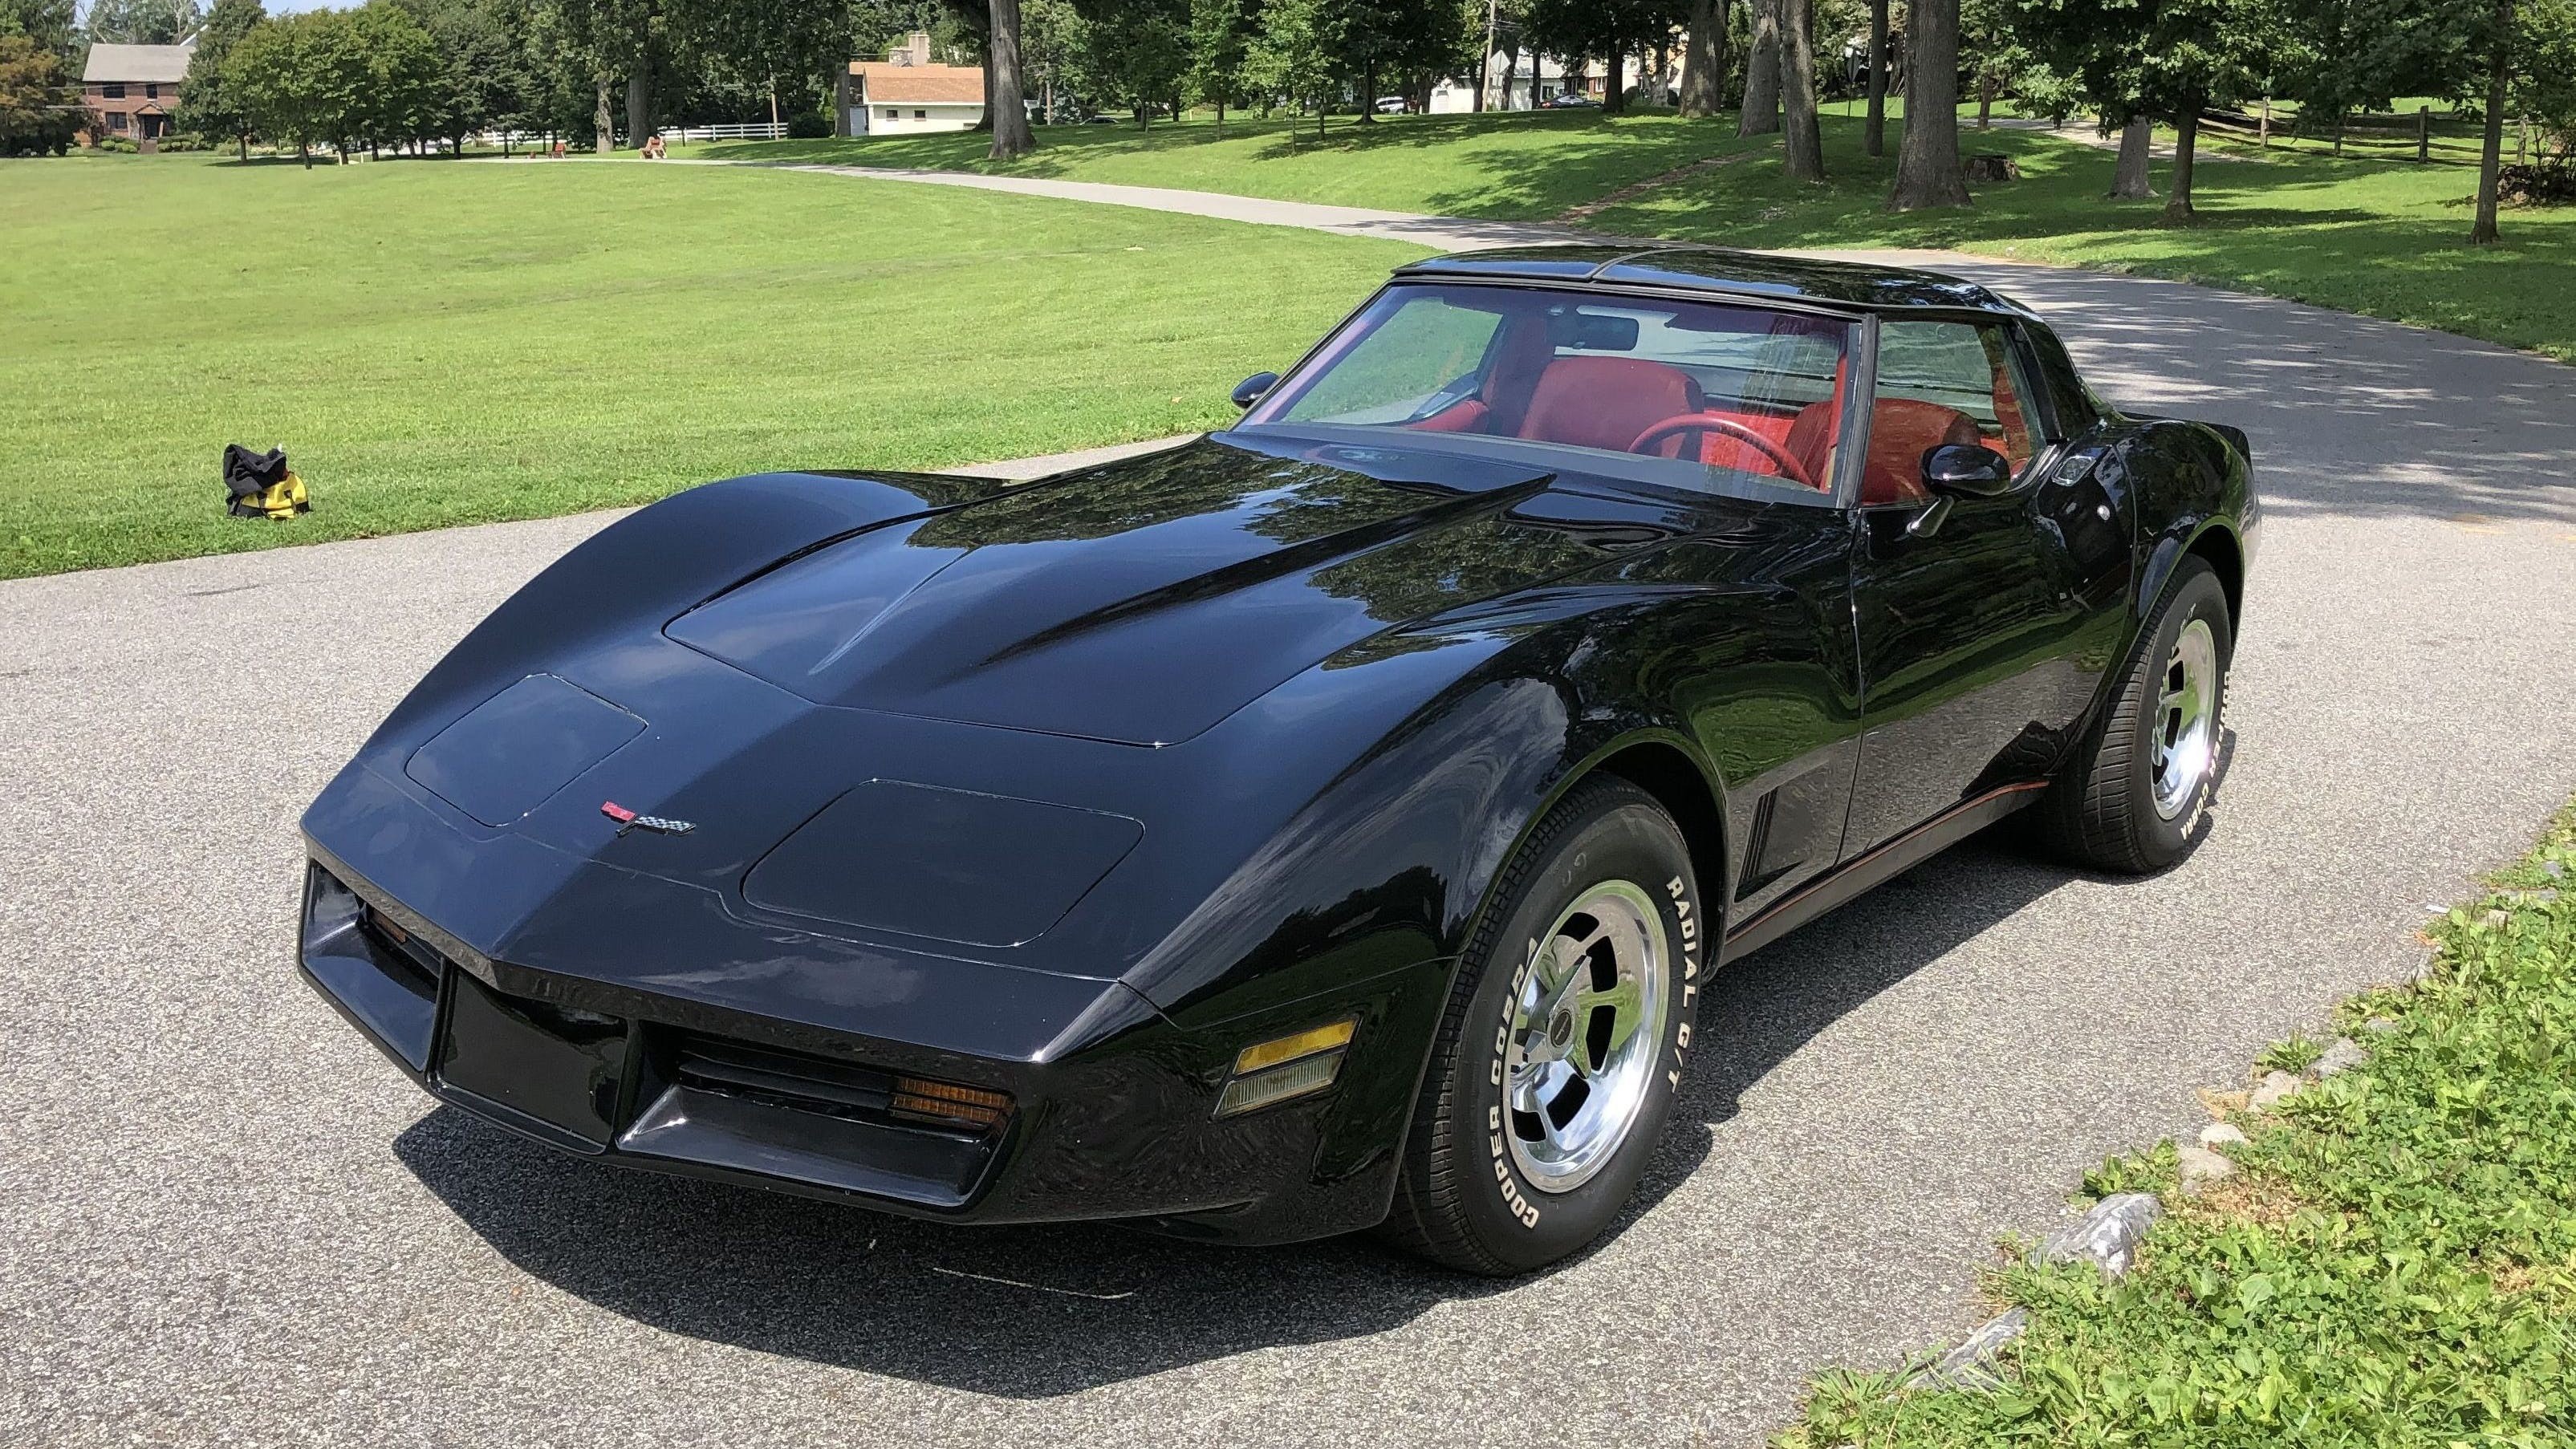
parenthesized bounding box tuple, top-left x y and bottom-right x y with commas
(1839, 314, 2130, 858)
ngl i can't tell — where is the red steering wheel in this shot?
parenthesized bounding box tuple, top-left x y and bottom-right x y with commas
(1628, 414, 1816, 489)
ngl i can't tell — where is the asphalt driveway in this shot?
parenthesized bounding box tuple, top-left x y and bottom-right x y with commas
(3, 246, 2572, 1448)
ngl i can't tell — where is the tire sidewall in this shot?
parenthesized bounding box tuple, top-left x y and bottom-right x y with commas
(1446, 794, 1702, 1271)
(2125, 566, 2233, 862)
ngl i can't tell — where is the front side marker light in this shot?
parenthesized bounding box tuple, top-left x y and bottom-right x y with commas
(1215, 1019, 1356, 1118)
(891, 1076, 1012, 1132)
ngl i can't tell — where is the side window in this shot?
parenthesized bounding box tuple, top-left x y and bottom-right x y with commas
(1867, 319, 2045, 504)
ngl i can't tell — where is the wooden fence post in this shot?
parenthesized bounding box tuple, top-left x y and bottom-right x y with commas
(2416, 104, 2429, 162)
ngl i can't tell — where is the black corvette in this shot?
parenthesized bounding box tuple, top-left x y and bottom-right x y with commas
(299, 246, 2256, 1273)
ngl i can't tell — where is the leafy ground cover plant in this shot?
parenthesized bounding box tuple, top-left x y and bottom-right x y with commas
(1789, 803, 2576, 1447)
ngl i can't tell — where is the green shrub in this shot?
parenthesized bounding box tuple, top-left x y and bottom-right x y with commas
(2499, 163, 2576, 207)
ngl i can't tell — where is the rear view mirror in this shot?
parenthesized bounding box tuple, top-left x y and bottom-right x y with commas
(1921, 443, 2016, 498)
(1232, 371, 1280, 409)
(1546, 310, 1640, 352)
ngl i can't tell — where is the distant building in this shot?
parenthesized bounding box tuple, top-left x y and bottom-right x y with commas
(83, 41, 194, 144)
(1430, 53, 1573, 112)
(839, 32, 984, 137)
(1428, 47, 1682, 114)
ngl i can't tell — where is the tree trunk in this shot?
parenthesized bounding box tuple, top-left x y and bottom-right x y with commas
(2471, 0, 2513, 244)
(594, 75, 613, 152)
(2110, 115, 2153, 197)
(1976, 71, 1993, 127)
(238, 132, 248, 160)
(299, 140, 311, 168)
(1603, 44, 1623, 114)
(1679, 0, 1723, 117)
(1738, 0, 1780, 135)
(1863, 0, 1887, 155)
(1887, 0, 1969, 209)
(1781, 0, 1822, 178)
(2162, 104, 2200, 220)
(626, 71, 652, 148)
(1499, 43, 1518, 111)
(987, 0, 1034, 158)
(1215, 97, 1225, 134)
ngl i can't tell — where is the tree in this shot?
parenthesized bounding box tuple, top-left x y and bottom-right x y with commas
(0, 31, 84, 153)
(1780, 0, 1819, 175)
(1676, 0, 1722, 116)
(1075, 0, 1184, 124)
(1737, 0, 1777, 132)
(390, 0, 525, 153)
(1247, 0, 1334, 135)
(229, 8, 370, 164)
(1, 0, 80, 53)
(84, 0, 201, 45)
(1862, 0, 1887, 152)
(351, 0, 441, 152)
(173, 0, 262, 156)
(1333, 0, 1462, 121)
(988, 0, 1033, 154)
(2469, 0, 2511, 243)
(1184, 0, 1252, 129)
(1888, 0, 1969, 207)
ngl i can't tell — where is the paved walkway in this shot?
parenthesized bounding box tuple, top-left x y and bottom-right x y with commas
(6, 176, 2574, 1449)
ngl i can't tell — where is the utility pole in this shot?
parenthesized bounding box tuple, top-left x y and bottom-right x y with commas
(1481, 0, 1499, 111)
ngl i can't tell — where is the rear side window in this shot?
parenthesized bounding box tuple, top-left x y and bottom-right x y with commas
(2019, 320, 2103, 434)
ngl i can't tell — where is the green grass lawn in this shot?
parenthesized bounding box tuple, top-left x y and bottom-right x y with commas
(678, 108, 1776, 221)
(1789, 806, 2576, 1447)
(0, 152, 1422, 578)
(689, 107, 2576, 363)
(1590, 120, 2576, 366)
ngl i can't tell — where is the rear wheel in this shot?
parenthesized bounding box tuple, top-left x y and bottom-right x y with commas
(2037, 557, 2233, 872)
(1379, 777, 1702, 1274)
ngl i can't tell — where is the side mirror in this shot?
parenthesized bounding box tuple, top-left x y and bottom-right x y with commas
(1920, 443, 2016, 498)
(1231, 371, 1280, 410)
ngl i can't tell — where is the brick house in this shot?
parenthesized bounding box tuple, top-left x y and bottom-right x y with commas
(837, 32, 984, 137)
(83, 41, 194, 144)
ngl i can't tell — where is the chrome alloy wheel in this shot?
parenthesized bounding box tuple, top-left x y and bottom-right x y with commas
(1503, 880, 1672, 1194)
(2151, 618, 2220, 821)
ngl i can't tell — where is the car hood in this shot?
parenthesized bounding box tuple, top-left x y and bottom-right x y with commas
(664, 432, 1599, 745)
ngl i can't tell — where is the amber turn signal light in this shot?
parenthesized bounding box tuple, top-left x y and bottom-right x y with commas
(1216, 1018, 1358, 1118)
(890, 1076, 1012, 1132)
(1233, 1018, 1356, 1075)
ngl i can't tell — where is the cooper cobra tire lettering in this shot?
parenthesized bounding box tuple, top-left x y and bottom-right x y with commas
(1379, 777, 1699, 1272)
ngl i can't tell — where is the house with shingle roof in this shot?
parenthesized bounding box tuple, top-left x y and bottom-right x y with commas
(83, 40, 194, 145)
(836, 32, 984, 137)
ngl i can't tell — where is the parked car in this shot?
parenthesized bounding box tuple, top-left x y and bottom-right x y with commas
(1374, 95, 1408, 114)
(1544, 91, 1600, 108)
(298, 246, 2256, 1275)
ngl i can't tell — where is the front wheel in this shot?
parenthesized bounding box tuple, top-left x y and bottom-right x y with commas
(1379, 777, 1703, 1274)
(2036, 556, 2233, 872)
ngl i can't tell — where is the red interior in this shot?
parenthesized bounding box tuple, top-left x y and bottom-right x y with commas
(1396, 346, 1993, 503)
(1514, 356, 1706, 453)
(1852, 398, 1983, 504)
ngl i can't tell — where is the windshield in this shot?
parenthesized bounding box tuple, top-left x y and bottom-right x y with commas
(1242, 282, 1855, 501)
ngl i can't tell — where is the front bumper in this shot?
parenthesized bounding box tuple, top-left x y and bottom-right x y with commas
(297, 852, 1443, 1244)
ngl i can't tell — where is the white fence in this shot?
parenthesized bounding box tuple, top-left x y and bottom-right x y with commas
(663, 122, 790, 143)
(476, 121, 788, 148)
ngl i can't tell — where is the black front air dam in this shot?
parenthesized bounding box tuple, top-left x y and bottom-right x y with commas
(294, 858, 1436, 1243)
